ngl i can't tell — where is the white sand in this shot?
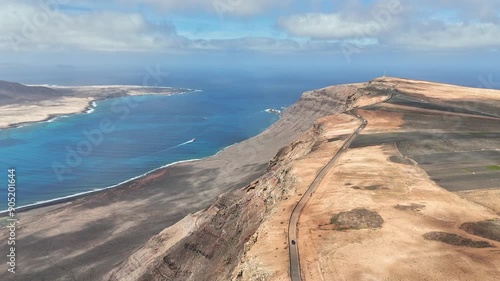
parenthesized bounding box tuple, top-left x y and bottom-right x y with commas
(0, 85, 186, 129)
(0, 97, 93, 129)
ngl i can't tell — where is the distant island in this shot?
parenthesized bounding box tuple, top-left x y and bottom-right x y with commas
(0, 80, 189, 129)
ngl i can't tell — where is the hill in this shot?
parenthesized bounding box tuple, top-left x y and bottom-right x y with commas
(0, 80, 65, 104)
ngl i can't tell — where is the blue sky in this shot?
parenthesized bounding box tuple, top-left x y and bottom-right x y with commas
(0, 0, 499, 85)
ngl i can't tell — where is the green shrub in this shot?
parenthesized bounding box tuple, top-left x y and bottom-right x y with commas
(486, 165, 500, 171)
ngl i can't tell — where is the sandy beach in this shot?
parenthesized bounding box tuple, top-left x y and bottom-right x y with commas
(0, 97, 93, 129)
(0, 84, 187, 129)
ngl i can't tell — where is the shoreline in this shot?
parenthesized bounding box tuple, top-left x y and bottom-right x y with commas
(0, 117, 271, 215)
(2, 99, 98, 130)
(0, 157, 202, 216)
(0, 87, 204, 215)
(0, 90, 279, 215)
(0, 88, 199, 130)
(0, 135, 254, 215)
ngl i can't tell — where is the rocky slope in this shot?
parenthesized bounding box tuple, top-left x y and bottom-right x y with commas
(106, 120, 322, 281)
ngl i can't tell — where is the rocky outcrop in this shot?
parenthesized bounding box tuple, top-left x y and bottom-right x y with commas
(460, 219, 500, 242)
(330, 208, 384, 230)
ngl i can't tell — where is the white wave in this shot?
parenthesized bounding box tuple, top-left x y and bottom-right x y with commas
(152, 138, 196, 155)
(264, 108, 282, 115)
(176, 138, 196, 147)
(84, 101, 97, 114)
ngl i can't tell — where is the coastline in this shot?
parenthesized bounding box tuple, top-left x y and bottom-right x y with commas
(1, 99, 97, 130)
(0, 85, 197, 130)
(0, 97, 93, 130)
(0, 157, 202, 216)
(0, 112, 277, 215)
(0, 89, 274, 215)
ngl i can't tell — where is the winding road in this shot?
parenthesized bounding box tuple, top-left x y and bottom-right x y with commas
(287, 110, 368, 281)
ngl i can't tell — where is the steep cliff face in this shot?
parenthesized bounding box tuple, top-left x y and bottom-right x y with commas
(107, 129, 321, 281)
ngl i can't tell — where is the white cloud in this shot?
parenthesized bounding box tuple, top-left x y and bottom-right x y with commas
(1, 0, 499, 54)
(277, 0, 403, 40)
(277, 0, 500, 50)
(0, 2, 183, 52)
(0, 1, 303, 54)
(389, 22, 500, 49)
(278, 13, 383, 39)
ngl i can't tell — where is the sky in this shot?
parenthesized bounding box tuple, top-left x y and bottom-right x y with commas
(0, 0, 499, 86)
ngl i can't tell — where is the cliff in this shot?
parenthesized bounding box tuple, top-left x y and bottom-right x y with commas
(107, 115, 322, 281)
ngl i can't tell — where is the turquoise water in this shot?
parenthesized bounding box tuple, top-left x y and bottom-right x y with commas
(0, 84, 301, 208)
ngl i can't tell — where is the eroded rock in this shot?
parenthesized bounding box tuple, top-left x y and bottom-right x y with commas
(330, 208, 384, 230)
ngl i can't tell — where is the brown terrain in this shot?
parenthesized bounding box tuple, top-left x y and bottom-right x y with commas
(1, 77, 499, 280)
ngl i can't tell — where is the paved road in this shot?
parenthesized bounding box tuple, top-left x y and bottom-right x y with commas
(287, 110, 367, 281)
